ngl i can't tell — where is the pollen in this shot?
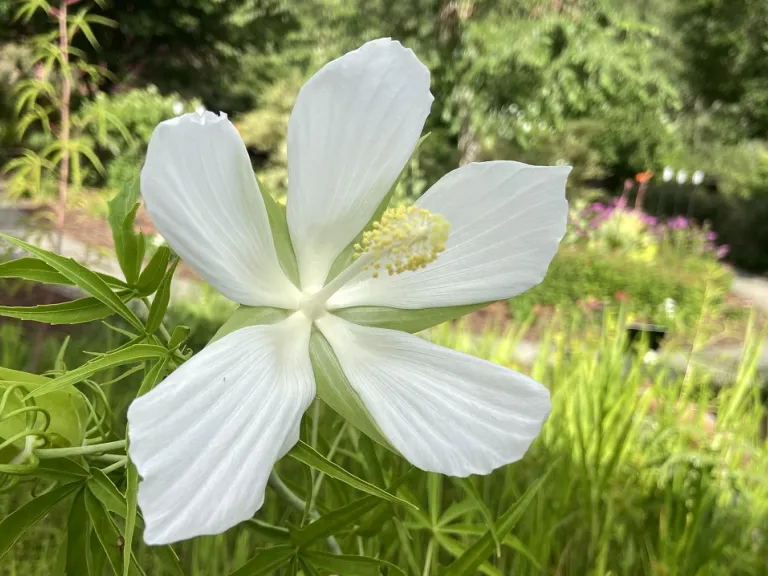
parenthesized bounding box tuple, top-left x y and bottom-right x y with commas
(354, 205, 450, 276)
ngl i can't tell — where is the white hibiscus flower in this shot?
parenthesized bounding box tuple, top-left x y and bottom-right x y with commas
(128, 38, 570, 545)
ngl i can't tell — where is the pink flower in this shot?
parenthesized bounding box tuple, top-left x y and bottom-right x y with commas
(716, 245, 730, 259)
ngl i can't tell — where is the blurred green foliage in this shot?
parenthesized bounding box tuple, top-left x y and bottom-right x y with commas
(509, 246, 731, 329)
(3, 305, 767, 574)
(3, 0, 768, 221)
(0, 0, 768, 277)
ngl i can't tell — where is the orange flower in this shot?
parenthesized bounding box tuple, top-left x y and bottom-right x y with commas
(614, 291, 631, 302)
(635, 170, 653, 184)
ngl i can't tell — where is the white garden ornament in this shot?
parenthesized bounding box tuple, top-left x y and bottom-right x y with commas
(128, 38, 571, 545)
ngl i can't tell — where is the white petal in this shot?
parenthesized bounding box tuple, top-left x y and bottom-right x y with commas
(328, 161, 570, 309)
(141, 111, 300, 308)
(286, 38, 433, 292)
(316, 314, 550, 477)
(127, 314, 314, 544)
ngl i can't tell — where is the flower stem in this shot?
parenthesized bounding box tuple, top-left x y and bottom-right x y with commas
(35, 440, 126, 459)
(268, 470, 342, 554)
(100, 458, 128, 474)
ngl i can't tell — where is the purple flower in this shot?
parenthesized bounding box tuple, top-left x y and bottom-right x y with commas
(640, 214, 658, 226)
(716, 245, 730, 259)
(668, 216, 690, 230)
(705, 231, 717, 242)
(590, 202, 605, 212)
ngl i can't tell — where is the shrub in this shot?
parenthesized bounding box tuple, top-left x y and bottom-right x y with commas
(79, 87, 199, 192)
(508, 246, 732, 330)
(630, 183, 768, 273)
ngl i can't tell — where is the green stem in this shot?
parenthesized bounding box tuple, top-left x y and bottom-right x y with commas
(268, 471, 341, 554)
(101, 458, 128, 474)
(36, 440, 126, 459)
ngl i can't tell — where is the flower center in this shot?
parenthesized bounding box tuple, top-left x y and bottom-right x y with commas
(308, 206, 450, 306)
(353, 205, 450, 278)
(298, 292, 327, 322)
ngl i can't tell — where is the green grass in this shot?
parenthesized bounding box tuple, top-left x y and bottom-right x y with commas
(1, 306, 767, 575)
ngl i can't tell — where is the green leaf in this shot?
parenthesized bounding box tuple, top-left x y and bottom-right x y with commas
(136, 246, 170, 296)
(66, 488, 91, 576)
(451, 477, 501, 557)
(228, 545, 296, 576)
(0, 257, 71, 285)
(257, 178, 300, 287)
(88, 528, 108, 576)
(144, 540, 184, 576)
(0, 234, 144, 331)
(0, 366, 46, 385)
(357, 434, 386, 487)
(433, 534, 504, 576)
(211, 305, 289, 343)
(0, 482, 81, 560)
(33, 458, 90, 483)
(89, 470, 183, 576)
(84, 488, 123, 575)
(244, 519, 291, 544)
(309, 330, 392, 450)
(25, 343, 168, 398)
(0, 296, 125, 325)
(300, 550, 407, 576)
(428, 473, 442, 527)
(290, 495, 380, 547)
(287, 441, 414, 509)
(443, 470, 551, 576)
(108, 180, 144, 286)
(167, 326, 190, 350)
(136, 357, 169, 397)
(0, 258, 127, 289)
(87, 469, 126, 517)
(439, 525, 541, 569)
(146, 259, 179, 334)
(107, 177, 141, 226)
(124, 463, 138, 576)
(334, 302, 490, 333)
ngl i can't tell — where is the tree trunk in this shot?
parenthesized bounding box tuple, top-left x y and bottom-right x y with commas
(56, 0, 70, 254)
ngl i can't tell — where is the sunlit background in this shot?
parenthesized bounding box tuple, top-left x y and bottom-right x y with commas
(2, 1, 768, 574)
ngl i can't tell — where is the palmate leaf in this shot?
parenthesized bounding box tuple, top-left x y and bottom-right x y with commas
(83, 488, 124, 575)
(287, 441, 415, 509)
(451, 477, 501, 557)
(86, 470, 183, 576)
(443, 469, 552, 576)
(0, 294, 132, 325)
(0, 257, 127, 289)
(66, 488, 90, 576)
(290, 495, 381, 548)
(107, 180, 145, 287)
(0, 482, 81, 561)
(135, 246, 170, 296)
(146, 258, 178, 334)
(301, 550, 407, 576)
(0, 234, 144, 331)
(228, 545, 296, 576)
(25, 343, 168, 398)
